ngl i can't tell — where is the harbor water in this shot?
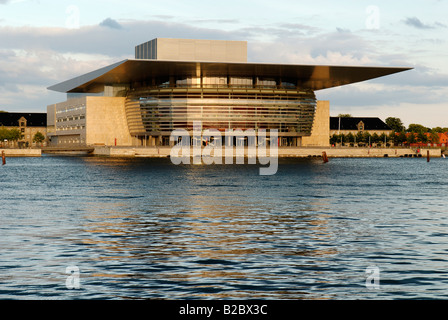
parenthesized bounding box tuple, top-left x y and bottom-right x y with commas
(1, 155, 448, 299)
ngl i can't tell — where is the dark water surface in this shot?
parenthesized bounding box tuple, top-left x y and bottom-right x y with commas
(1, 155, 448, 300)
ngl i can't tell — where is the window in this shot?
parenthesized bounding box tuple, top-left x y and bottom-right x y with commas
(357, 121, 365, 132)
(176, 77, 200, 87)
(257, 78, 277, 88)
(203, 77, 227, 87)
(230, 77, 253, 87)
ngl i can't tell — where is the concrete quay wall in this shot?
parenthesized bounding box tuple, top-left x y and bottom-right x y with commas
(280, 147, 441, 158)
(0, 149, 42, 157)
(94, 146, 163, 157)
(93, 146, 442, 158)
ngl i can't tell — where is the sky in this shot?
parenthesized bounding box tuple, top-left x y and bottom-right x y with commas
(0, 0, 447, 128)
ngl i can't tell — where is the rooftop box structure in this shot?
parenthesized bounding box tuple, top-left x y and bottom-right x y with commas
(135, 38, 247, 62)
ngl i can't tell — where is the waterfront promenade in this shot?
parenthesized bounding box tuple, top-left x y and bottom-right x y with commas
(0, 149, 41, 157)
(92, 146, 442, 158)
(1, 146, 442, 158)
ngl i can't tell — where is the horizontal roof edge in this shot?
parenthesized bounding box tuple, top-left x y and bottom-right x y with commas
(47, 60, 129, 93)
(47, 59, 412, 93)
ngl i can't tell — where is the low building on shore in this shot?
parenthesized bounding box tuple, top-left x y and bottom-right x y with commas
(330, 117, 392, 137)
(0, 112, 47, 148)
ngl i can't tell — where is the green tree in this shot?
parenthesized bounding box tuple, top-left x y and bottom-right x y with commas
(388, 131, 397, 146)
(337, 114, 352, 118)
(385, 117, 405, 132)
(371, 132, 380, 144)
(330, 134, 339, 145)
(406, 133, 416, 144)
(407, 123, 429, 134)
(363, 131, 372, 145)
(0, 127, 22, 147)
(379, 133, 387, 146)
(8, 128, 22, 141)
(345, 132, 355, 144)
(0, 126, 8, 140)
(431, 127, 448, 133)
(417, 132, 428, 144)
(339, 133, 346, 145)
(397, 131, 407, 145)
(33, 131, 45, 146)
(428, 132, 440, 144)
(356, 131, 365, 144)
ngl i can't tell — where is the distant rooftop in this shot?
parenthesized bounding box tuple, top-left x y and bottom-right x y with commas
(0, 112, 47, 127)
(330, 117, 391, 131)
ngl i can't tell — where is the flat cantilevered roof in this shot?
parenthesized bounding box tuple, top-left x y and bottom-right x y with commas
(48, 59, 411, 93)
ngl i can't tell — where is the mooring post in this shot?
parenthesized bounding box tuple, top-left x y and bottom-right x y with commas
(322, 151, 329, 163)
(2, 150, 5, 165)
(427, 150, 430, 162)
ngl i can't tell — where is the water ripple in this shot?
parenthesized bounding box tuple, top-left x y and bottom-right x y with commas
(1, 156, 448, 299)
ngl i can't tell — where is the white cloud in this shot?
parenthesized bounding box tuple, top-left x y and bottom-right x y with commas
(99, 18, 123, 30)
(0, 17, 446, 129)
(403, 17, 447, 30)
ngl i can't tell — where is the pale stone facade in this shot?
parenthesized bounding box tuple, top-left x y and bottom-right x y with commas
(85, 97, 133, 146)
(18, 116, 47, 147)
(47, 96, 133, 147)
(301, 100, 330, 147)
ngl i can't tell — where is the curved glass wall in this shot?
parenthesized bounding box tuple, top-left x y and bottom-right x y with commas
(125, 77, 316, 142)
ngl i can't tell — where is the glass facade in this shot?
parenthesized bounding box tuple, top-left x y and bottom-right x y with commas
(53, 102, 86, 145)
(125, 76, 316, 146)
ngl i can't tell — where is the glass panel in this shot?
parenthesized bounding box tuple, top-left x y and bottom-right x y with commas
(126, 88, 316, 137)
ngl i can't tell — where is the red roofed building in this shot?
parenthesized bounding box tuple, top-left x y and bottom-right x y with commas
(406, 132, 448, 147)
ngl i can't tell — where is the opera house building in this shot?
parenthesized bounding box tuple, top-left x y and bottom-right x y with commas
(47, 38, 410, 148)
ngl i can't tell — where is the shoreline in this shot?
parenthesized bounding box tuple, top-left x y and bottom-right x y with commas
(2, 146, 442, 158)
(92, 146, 443, 158)
(0, 149, 42, 157)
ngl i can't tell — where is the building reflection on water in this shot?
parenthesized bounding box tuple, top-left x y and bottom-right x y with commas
(4, 155, 448, 299)
(74, 157, 341, 298)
